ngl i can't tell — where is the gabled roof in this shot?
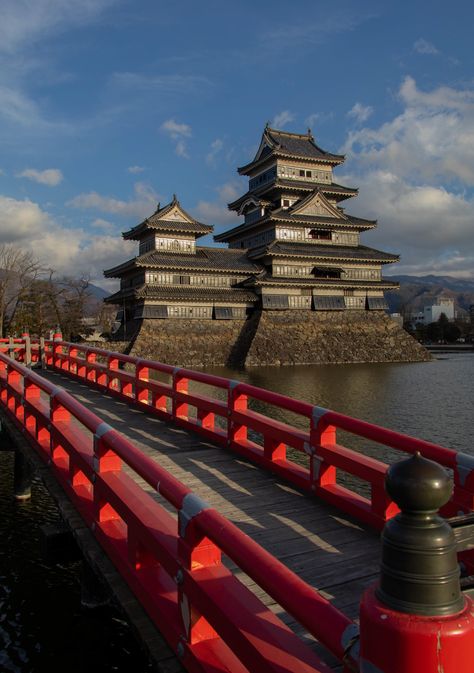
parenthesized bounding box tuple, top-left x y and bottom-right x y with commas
(122, 194, 213, 240)
(228, 180, 358, 211)
(214, 209, 376, 243)
(289, 188, 346, 219)
(238, 126, 345, 175)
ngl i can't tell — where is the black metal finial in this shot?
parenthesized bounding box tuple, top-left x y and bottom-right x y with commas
(377, 452, 464, 616)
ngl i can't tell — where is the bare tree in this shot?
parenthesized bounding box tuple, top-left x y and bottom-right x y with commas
(0, 244, 42, 336)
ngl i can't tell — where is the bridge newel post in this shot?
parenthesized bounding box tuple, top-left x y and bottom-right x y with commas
(359, 452, 474, 673)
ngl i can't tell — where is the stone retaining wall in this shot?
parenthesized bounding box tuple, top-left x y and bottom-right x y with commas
(113, 310, 429, 367)
(245, 310, 430, 366)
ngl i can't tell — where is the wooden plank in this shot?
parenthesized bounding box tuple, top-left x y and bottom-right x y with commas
(38, 369, 384, 670)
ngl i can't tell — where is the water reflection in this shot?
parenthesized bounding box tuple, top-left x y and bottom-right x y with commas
(0, 452, 152, 673)
(203, 354, 473, 454)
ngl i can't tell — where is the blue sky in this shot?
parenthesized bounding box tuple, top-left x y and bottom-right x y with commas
(1, 0, 474, 287)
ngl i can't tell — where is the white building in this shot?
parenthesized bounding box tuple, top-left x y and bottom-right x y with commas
(423, 297, 455, 324)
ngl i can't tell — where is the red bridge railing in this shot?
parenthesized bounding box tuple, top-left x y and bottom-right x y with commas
(43, 340, 474, 530)
(0, 349, 358, 673)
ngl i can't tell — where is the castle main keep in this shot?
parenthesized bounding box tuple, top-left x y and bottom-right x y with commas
(104, 125, 429, 367)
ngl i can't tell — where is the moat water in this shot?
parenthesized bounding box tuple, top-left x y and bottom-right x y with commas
(1, 353, 473, 671)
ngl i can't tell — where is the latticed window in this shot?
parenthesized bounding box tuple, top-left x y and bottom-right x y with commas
(313, 296, 345, 310)
(262, 295, 289, 309)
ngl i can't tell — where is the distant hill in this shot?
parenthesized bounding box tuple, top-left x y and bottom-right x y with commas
(88, 283, 110, 300)
(385, 275, 474, 315)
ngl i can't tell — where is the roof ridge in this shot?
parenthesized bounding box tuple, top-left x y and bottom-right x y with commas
(266, 126, 311, 140)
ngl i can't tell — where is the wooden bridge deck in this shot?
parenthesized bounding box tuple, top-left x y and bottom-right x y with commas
(41, 368, 382, 668)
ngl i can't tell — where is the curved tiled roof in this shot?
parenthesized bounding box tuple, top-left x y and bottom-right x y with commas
(243, 273, 399, 290)
(137, 285, 258, 303)
(135, 247, 261, 272)
(238, 127, 344, 174)
(247, 241, 399, 263)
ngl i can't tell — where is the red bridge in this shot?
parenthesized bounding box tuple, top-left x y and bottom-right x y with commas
(1, 335, 474, 673)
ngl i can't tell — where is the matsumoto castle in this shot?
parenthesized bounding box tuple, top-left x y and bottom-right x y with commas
(105, 125, 399, 325)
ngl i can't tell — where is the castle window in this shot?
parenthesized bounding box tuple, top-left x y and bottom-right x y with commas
(309, 229, 332, 241)
(299, 169, 305, 177)
(313, 267, 341, 279)
(282, 199, 290, 208)
(306, 170, 312, 178)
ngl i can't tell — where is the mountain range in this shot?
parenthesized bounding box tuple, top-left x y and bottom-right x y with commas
(385, 275, 474, 315)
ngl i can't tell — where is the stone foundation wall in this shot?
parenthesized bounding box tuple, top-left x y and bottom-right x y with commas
(246, 310, 430, 366)
(111, 310, 429, 367)
(127, 311, 262, 368)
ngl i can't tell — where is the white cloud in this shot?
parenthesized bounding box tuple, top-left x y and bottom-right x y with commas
(339, 77, 474, 277)
(68, 182, 159, 219)
(160, 118, 192, 159)
(413, 38, 439, 55)
(342, 76, 474, 186)
(160, 119, 192, 139)
(111, 72, 211, 95)
(347, 102, 373, 124)
(263, 11, 374, 47)
(175, 139, 189, 159)
(17, 167, 63, 186)
(91, 218, 115, 231)
(0, 0, 118, 54)
(193, 181, 242, 228)
(0, 193, 134, 284)
(272, 110, 295, 128)
(128, 165, 145, 174)
(0, 195, 49, 242)
(206, 138, 223, 166)
(344, 170, 474, 277)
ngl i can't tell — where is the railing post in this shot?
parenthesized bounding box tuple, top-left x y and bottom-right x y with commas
(86, 350, 97, 382)
(227, 381, 247, 448)
(52, 338, 62, 369)
(359, 452, 474, 672)
(24, 335, 32, 367)
(309, 407, 336, 491)
(136, 361, 149, 405)
(24, 377, 41, 436)
(50, 390, 70, 468)
(8, 336, 14, 360)
(176, 495, 221, 661)
(172, 369, 188, 420)
(68, 346, 78, 374)
(92, 425, 121, 527)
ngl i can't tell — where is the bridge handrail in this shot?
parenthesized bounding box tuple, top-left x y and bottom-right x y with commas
(0, 351, 353, 673)
(43, 340, 474, 529)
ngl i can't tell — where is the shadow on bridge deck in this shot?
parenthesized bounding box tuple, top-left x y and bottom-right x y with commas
(40, 369, 381, 666)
